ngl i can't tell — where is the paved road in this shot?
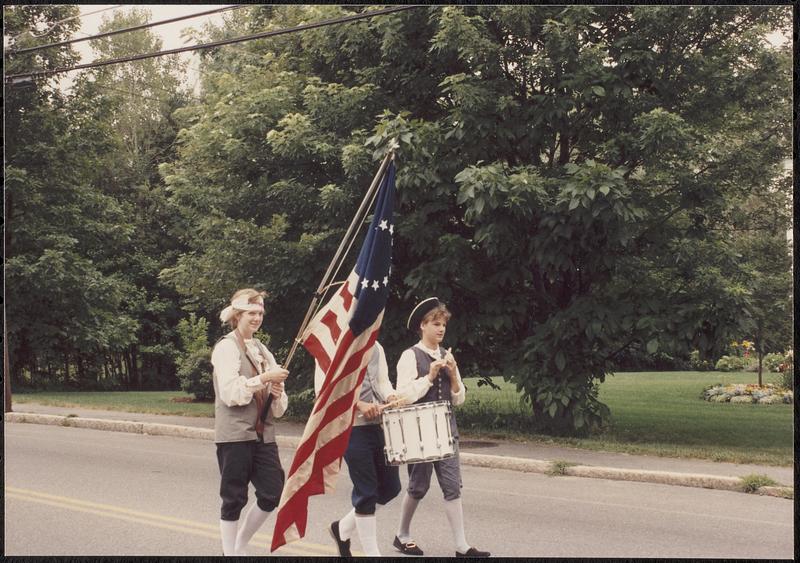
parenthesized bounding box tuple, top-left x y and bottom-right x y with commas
(5, 424, 794, 558)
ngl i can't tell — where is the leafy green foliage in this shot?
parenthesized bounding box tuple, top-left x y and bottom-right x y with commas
(177, 349, 215, 402)
(161, 6, 790, 433)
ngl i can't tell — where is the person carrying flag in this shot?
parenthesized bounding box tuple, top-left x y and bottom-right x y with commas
(392, 297, 491, 558)
(270, 157, 397, 553)
(317, 341, 402, 557)
(211, 288, 290, 556)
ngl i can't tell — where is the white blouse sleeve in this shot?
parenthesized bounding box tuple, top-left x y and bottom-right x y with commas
(211, 338, 264, 407)
(271, 390, 289, 418)
(395, 348, 432, 403)
(450, 365, 466, 406)
(372, 343, 396, 401)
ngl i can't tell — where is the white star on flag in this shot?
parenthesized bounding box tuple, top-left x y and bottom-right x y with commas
(379, 219, 388, 231)
(389, 224, 394, 235)
(372, 280, 380, 290)
(382, 276, 389, 286)
(361, 279, 369, 289)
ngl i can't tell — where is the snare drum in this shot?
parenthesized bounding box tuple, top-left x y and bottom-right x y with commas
(381, 401, 455, 465)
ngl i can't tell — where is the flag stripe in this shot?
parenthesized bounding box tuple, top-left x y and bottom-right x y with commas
(271, 161, 395, 553)
(320, 310, 341, 344)
(339, 280, 353, 311)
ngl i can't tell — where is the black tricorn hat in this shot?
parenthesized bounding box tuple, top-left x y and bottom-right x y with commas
(406, 297, 442, 331)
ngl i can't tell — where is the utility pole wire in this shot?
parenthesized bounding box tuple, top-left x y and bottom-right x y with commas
(4, 5, 419, 84)
(8, 5, 124, 42)
(7, 5, 246, 55)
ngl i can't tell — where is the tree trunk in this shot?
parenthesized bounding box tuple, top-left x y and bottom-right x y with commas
(757, 351, 763, 387)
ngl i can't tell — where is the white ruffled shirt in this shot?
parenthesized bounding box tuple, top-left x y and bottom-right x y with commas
(395, 341, 466, 406)
(210, 333, 288, 416)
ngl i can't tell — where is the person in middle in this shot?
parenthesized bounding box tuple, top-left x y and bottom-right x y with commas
(316, 340, 402, 557)
(392, 297, 490, 558)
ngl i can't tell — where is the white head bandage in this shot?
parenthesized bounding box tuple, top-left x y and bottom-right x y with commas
(219, 296, 264, 323)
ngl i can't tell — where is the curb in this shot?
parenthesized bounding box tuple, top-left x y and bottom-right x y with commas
(6, 412, 792, 499)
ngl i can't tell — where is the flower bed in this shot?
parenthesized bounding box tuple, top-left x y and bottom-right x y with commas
(701, 383, 793, 404)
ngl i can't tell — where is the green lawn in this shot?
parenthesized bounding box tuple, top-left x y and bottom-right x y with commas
(11, 371, 793, 466)
(463, 371, 793, 466)
(12, 391, 215, 418)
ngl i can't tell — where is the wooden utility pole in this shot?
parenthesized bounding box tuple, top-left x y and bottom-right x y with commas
(4, 321, 11, 413)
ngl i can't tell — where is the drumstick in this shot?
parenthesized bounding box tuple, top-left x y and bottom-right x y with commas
(355, 396, 407, 418)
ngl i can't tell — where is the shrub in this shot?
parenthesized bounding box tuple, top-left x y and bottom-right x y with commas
(177, 348, 214, 401)
(689, 350, 713, 371)
(778, 369, 793, 390)
(715, 355, 745, 372)
(762, 353, 784, 373)
(176, 313, 210, 364)
(285, 388, 316, 420)
(739, 473, 778, 493)
(546, 460, 579, 476)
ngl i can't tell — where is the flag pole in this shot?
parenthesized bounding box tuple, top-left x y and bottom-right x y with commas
(283, 146, 396, 369)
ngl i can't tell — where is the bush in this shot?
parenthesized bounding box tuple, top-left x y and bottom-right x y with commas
(285, 388, 316, 420)
(762, 353, 784, 373)
(176, 313, 210, 364)
(715, 355, 746, 372)
(779, 370, 793, 391)
(177, 348, 214, 401)
(689, 350, 713, 371)
(739, 473, 778, 493)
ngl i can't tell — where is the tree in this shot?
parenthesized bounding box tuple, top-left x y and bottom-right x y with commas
(4, 5, 135, 391)
(162, 6, 791, 433)
(67, 7, 191, 389)
(3, 6, 191, 391)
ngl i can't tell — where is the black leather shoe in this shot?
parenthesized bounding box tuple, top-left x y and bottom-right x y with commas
(393, 536, 424, 556)
(329, 520, 351, 557)
(456, 547, 491, 557)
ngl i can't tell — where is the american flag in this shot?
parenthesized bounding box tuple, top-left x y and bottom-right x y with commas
(270, 161, 396, 552)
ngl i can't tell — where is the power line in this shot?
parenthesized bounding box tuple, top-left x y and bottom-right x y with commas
(7, 5, 246, 55)
(8, 5, 124, 42)
(4, 5, 420, 84)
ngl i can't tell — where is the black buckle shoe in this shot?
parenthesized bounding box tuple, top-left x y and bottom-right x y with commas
(393, 536, 424, 556)
(329, 520, 351, 557)
(456, 547, 491, 557)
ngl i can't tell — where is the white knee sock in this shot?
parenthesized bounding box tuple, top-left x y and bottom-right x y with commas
(397, 493, 420, 542)
(355, 514, 380, 556)
(219, 519, 239, 556)
(443, 498, 470, 553)
(339, 507, 357, 541)
(234, 503, 271, 555)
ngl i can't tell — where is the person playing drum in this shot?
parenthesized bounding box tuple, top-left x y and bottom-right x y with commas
(392, 297, 490, 558)
(316, 341, 402, 557)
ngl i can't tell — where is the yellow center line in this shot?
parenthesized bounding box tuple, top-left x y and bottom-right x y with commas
(6, 486, 346, 556)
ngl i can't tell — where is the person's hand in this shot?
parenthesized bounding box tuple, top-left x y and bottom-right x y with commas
(269, 381, 284, 399)
(261, 367, 289, 385)
(444, 348, 457, 374)
(357, 401, 380, 420)
(385, 394, 398, 404)
(427, 359, 447, 382)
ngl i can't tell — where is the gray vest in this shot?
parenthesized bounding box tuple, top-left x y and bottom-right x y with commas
(213, 334, 276, 443)
(412, 346, 459, 438)
(354, 347, 382, 427)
